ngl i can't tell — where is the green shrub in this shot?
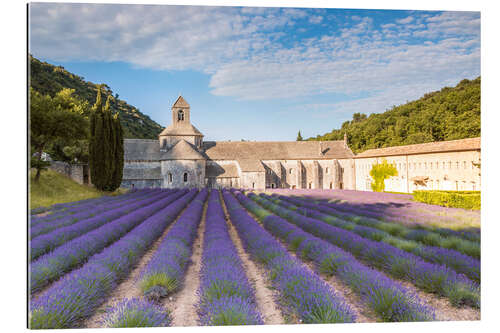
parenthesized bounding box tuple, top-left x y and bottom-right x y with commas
(413, 190, 480, 210)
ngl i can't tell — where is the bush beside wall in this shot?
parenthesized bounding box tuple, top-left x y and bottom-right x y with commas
(413, 190, 481, 210)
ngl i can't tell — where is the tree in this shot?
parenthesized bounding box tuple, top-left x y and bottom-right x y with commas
(30, 88, 89, 182)
(297, 131, 303, 141)
(369, 159, 398, 192)
(89, 85, 124, 191)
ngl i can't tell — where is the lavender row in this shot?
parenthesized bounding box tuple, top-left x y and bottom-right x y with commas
(308, 196, 481, 251)
(316, 196, 480, 242)
(138, 189, 208, 299)
(30, 190, 156, 239)
(30, 189, 153, 228)
(268, 194, 480, 283)
(248, 193, 480, 308)
(30, 190, 187, 293)
(197, 190, 263, 326)
(232, 191, 435, 322)
(222, 190, 356, 324)
(30, 190, 171, 261)
(315, 197, 481, 257)
(101, 298, 172, 327)
(30, 189, 198, 329)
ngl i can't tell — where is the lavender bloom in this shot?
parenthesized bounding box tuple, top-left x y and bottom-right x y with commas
(267, 194, 480, 283)
(138, 189, 208, 297)
(30, 189, 198, 329)
(222, 190, 356, 324)
(101, 298, 172, 327)
(30, 190, 155, 239)
(30, 190, 188, 293)
(248, 193, 480, 309)
(197, 190, 263, 326)
(30, 190, 171, 261)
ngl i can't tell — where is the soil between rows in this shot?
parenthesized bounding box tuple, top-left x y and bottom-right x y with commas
(220, 192, 285, 325)
(164, 200, 207, 327)
(83, 201, 194, 328)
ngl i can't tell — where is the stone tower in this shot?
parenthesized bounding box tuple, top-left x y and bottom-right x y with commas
(159, 96, 204, 150)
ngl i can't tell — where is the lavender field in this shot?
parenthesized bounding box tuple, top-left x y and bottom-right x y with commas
(29, 188, 480, 328)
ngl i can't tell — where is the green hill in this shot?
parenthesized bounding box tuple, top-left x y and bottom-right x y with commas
(308, 77, 480, 153)
(29, 55, 163, 139)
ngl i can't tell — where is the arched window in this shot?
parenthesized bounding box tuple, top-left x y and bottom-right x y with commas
(271, 183, 275, 188)
(329, 182, 333, 189)
(289, 169, 293, 174)
(178, 110, 184, 121)
(325, 167, 329, 174)
(308, 182, 312, 189)
(183, 172, 188, 182)
(168, 173, 172, 183)
(252, 182, 255, 189)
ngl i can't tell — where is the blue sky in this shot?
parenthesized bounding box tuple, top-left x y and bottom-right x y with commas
(29, 3, 480, 141)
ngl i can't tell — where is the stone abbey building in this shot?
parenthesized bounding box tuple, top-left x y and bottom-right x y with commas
(122, 96, 481, 192)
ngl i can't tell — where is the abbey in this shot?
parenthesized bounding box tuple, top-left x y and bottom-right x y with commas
(122, 96, 481, 192)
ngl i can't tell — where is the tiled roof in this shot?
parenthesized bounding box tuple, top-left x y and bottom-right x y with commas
(203, 140, 354, 160)
(159, 123, 203, 136)
(124, 139, 161, 161)
(206, 163, 239, 178)
(162, 140, 206, 160)
(172, 95, 190, 108)
(123, 167, 162, 180)
(355, 137, 481, 158)
(237, 159, 265, 172)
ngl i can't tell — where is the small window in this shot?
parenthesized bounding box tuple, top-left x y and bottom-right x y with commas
(449, 161, 452, 169)
(178, 110, 184, 121)
(329, 182, 333, 189)
(456, 161, 459, 169)
(289, 169, 293, 174)
(308, 182, 312, 189)
(325, 167, 329, 174)
(271, 183, 275, 188)
(168, 173, 172, 183)
(183, 172, 188, 182)
(463, 161, 467, 169)
(252, 182, 255, 189)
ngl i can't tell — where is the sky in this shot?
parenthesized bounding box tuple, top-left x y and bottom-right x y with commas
(28, 2, 480, 142)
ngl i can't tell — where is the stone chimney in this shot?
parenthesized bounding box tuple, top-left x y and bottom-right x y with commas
(344, 132, 348, 148)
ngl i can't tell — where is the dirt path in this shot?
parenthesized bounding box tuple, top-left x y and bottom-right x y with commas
(240, 202, 376, 323)
(219, 193, 285, 325)
(83, 204, 191, 328)
(165, 200, 207, 327)
(394, 278, 480, 321)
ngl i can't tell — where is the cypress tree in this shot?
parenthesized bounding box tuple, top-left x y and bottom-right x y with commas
(89, 86, 103, 188)
(102, 95, 114, 190)
(112, 113, 124, 190)
(89, 85, 124, 191)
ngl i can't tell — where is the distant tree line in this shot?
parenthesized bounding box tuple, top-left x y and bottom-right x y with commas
(307, 77, 480, 153)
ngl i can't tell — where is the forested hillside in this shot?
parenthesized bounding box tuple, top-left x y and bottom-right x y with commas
(29, 55, 163, 139)
(308, 77, 480, 153)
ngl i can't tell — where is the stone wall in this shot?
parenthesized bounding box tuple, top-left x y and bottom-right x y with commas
(49, 161, 88, 184)
(161, 159, 206, 188)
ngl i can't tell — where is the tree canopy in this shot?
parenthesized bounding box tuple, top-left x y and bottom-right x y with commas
(308, 77, 481, 153)
(30, 88, 89, 181)
(369, 160, 398, 192)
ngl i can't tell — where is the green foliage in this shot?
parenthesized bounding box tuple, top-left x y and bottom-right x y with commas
(30, 54, 163, 139)
(369, 160, 398, 192)
(89, 86, 124, 191)
(30, 87, 89, 181)
(297, 130, 303, 141)
(413, 190, 481, 210)
(308, 77, 481, 153)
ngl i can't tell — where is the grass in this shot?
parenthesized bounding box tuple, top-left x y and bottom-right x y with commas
(30, 169, 127, 209)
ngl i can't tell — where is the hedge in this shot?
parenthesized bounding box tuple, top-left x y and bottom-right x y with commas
(413, 190, 481, 210)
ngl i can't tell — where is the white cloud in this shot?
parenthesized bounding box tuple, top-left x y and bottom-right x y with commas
(309, 15, 323, 24)
(29, 4, 480, 116)
(397, 16, 414, 24)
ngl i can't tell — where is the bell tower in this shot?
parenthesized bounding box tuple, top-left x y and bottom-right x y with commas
(159, 95, 204, 151)
(172, 95, 191, 126)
